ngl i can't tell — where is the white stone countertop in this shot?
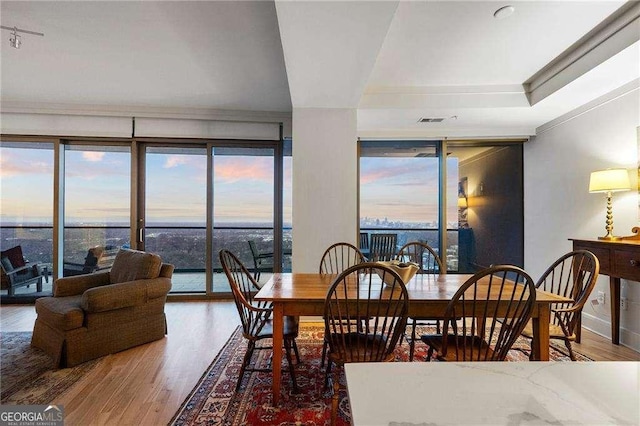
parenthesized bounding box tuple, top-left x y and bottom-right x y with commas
(345, 362, 639, 426)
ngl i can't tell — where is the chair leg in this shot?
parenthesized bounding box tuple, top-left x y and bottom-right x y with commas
(426, 345, 434, 362)
(237, 340, 255, 391)
(292, 339, 301, 364)
(565, 339, 577, 361)
(529, 338, 535, 361)
(321, 339, 328, 368)
(409, 319, 417, 361)
(284, 338, 299, 393)
(324, 359, 333, 390)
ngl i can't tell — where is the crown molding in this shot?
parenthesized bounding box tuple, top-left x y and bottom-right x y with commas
(524, 1, 640, 106)
(536, 78, 639, 135)
(360, 84, 527, 109)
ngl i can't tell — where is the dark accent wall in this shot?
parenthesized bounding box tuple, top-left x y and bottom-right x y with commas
(460, 145, 523, 269)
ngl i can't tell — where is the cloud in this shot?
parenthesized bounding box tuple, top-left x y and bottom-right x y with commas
(164, 156, 189, 168)
(82, 152, 105, 162)
(214, 157, 272, 183)
(0, 150, 54, 178)
(360, 159, 437, 185)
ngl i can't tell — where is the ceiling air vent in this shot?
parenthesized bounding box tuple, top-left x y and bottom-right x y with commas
(418, 117, 445, 123)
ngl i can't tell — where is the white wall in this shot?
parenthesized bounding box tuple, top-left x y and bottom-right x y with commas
(524, 85, 640, 350)
(292, 108, 358, 272)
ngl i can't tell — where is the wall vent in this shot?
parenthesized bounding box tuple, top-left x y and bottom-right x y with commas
(418, 117, 445, 123)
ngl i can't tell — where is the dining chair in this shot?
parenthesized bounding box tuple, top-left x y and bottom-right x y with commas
(319, 242, 365, 275)
(422, 265, 536, 362)
(318, 242, 366, 368)
(324, 262, 409, 425)
(369, 233, 397, 261)
(219, 249, 300, 392)
(395, 241, 445, 361)
(521, 250, 599, 361)
(359, 232, 369, 257)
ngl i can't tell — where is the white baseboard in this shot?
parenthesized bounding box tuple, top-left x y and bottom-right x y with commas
(582, 312, 640, 352)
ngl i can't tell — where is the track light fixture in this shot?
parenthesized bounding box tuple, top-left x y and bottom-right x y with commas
(1, 25, 44, 49)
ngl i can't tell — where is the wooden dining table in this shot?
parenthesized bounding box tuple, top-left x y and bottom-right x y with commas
(254, 272, 572, 405)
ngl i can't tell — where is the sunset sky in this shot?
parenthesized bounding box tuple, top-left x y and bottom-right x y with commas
(1, 146, 458, 226)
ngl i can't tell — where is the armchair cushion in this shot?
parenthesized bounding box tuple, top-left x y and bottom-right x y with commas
(109, 249, 162, 284)
(35, 295, 84, 331)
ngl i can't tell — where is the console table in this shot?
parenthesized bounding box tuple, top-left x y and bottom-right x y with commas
(571, 232, 640, 345)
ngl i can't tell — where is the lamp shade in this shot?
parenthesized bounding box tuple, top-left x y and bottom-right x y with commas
(457, 196, 467, 208)
(589, 169, 630, 193)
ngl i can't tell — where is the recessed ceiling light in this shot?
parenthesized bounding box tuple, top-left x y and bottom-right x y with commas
(494, 5, 515, 19)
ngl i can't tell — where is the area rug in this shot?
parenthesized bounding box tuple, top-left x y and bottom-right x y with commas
(0, 332, 99, 405)
(171, 324, 592, 426)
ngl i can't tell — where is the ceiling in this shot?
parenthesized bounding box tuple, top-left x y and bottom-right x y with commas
(1, 1, 638, 139)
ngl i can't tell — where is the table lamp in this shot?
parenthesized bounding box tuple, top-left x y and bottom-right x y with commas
(589, 168, 630, 240)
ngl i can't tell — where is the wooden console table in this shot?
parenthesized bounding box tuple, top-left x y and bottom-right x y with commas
(571, 231, 640, 345)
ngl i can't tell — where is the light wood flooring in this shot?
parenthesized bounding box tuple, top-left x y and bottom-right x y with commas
(1, 301, 639, 426)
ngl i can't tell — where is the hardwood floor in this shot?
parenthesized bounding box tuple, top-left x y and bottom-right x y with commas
(1, 301, 639, 425)
(1, 301, 240, 426)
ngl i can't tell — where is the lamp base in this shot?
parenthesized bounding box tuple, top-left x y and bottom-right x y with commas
(598, 235, 623, 241)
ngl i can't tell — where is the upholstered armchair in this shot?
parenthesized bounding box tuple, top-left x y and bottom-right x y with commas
(31, 249, 173, 367)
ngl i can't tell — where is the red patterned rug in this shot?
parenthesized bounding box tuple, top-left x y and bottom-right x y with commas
(170, 324, 591, 425)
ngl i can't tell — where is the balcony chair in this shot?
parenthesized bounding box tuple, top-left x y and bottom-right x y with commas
(63, 245, 119, 276)
(324, 262, 408, 425)
(318, 242, 366, 368)
(359, 232, 370, 258)
(369, 233, 397, 261)
(247, 240, 274, 281)
(1, 245, 48, 296)
(31, 249, 173, 367)
(422, 265, 535, 361)
(521, 250, 599, 361)
(219, 249, 300, 392)
(395, 241, 444, 361)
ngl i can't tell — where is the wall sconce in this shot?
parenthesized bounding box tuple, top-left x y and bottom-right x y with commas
(457, 195, 468, 209)
(589, 168, 630, 240)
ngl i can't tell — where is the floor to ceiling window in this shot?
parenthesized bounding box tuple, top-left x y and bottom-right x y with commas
(212, 146, 276, 288)
(62, 144, 131, 277)
(359, 140, 457, 270)
(0, 141, 54, 294)
(359, 140, 523, 273)
(448, 143, 524, 271)
(1, 135, 289, 300)
(144, 146, 207, 293)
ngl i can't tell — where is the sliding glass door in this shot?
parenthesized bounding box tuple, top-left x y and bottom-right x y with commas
(359, 140, 457, 269)
(63, 144, 130, 277)
(212, 147, 275, 288)
(144, 146, 207, 292)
